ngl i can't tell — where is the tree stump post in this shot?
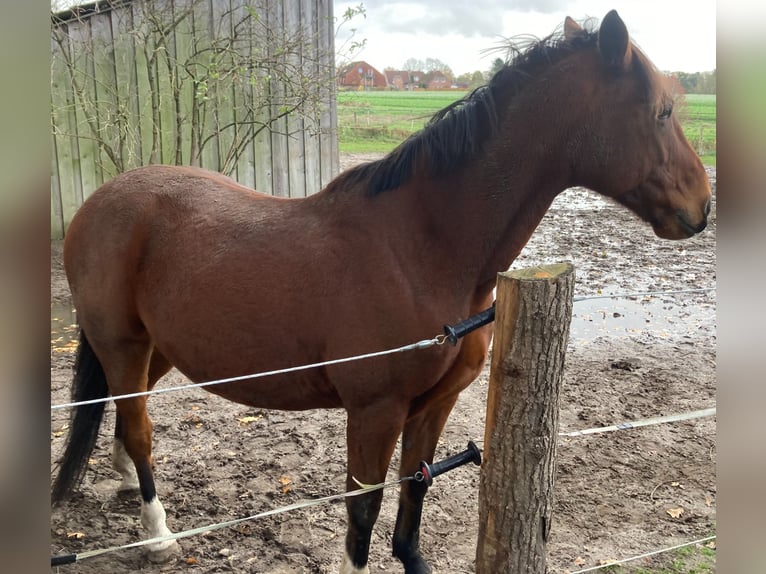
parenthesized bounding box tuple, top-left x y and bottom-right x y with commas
(475, 263, 575, 574)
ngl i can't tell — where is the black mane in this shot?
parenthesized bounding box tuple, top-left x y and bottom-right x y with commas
(329, 22, 600, 196)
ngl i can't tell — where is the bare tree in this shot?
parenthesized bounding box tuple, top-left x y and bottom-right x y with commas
(51, 0, 365, 176)
(402, 57, 425, 71)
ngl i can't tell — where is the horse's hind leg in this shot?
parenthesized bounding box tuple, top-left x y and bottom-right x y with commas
(112, 414, 139, 493)
(112, 348, 172, 494)
(98, 340, 179, 562)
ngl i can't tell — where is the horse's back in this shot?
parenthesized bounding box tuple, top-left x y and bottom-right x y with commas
(65, 164, 272, 254)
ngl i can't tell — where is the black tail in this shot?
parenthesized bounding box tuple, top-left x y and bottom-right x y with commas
(51, 330, 109, 504)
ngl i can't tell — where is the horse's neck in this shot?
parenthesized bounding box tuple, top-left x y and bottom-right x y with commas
(420, 133, 569, 294)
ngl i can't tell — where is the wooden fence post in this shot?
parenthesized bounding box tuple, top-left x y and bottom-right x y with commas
(475, 263, 575, 574)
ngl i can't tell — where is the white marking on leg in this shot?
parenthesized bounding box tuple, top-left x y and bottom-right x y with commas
(140, 496, 177, 554)
(340, 551, 369, 574)
(111, 438, 139, 491)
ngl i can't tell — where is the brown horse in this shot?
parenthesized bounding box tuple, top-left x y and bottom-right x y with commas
(51, 10, 710, 573)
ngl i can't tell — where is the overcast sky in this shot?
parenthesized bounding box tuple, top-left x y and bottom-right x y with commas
(335, 0, 717, 75)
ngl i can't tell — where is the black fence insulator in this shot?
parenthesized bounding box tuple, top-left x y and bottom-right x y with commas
(443, 303, 496, 345)
(415, 441, 482, 486)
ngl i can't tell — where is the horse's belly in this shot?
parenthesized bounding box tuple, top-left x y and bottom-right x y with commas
(202, 374, 344, 411)
(154, 334, 344, 411)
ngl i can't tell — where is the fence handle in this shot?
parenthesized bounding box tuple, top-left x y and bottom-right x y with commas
(415, 441, 482, 486)
(443, 304, 496, 346)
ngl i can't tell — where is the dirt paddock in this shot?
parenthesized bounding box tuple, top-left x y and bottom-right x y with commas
(50, 154, 716, 573)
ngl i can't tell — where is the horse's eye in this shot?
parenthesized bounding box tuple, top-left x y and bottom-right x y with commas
(658, 103, 673, 120)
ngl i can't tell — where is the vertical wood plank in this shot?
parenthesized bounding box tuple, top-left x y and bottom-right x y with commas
(110, 7, 133, 169)
(196, 0, 220, 170)
(50, 30, 78, 235)
(211, 0, 236, 174)
(231, 0, 256, 188)
(132, 1, 155, 165)
(284, 0, 306, 197)
(111, 5, 142, 169)
(50, 131, 64, 239)
(67, 18, 100, 200)
(152, 0, 177, 165)
(173, 0, 196, 166)
(317, 0, 339, 187)
(301, 0, 321, 195)
(269, 2, 289, 197)
(253, 1, 273, 195)
(90, 12, 119, 181)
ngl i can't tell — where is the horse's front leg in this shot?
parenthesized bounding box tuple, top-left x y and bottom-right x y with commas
(341, 402, 409, 574)
(392, 394, 459, 574)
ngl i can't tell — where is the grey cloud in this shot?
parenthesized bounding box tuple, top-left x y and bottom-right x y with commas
(364, 0, 506, 36)
(361, 0, 568, 37)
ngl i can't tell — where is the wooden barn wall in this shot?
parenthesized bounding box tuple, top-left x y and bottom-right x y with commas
(50, 0, 339, 238)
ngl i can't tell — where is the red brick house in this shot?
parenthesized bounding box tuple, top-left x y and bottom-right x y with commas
(425, 70, 451, 90)
(337, 61, 388, 89)
(384, 70, 425, 91)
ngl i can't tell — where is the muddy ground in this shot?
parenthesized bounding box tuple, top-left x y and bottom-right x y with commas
(50, 153, 717, 573)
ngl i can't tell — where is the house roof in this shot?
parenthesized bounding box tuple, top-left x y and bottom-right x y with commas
(384, 70, 425, 83)
(338, 61, 388, 87)
(52, 0, 129, 24)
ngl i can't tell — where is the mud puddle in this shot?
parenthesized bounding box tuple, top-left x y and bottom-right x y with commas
(51, 301, 77, 351)
(570, 289, 716, 341)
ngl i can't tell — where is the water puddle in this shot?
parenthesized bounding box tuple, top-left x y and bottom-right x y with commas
(51, 301, 77, 353)
(570, 292, 716, 342)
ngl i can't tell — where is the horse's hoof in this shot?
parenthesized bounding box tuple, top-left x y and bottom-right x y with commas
(146, 540, 181, 563)
(403, 554, 432, 574)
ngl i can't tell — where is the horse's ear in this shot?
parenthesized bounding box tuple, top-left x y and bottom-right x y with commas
(598, 9, 632, 70)
(564, 16, 583, 40)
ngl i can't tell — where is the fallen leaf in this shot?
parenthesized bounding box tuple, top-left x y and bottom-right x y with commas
(279, 475, 293, 494)
(574, 556, 586, 566)
(666, 507, 685, 519)
(237, 415, 263, 426)
(183, 413, 203, 426)
(52, 340, 79, 354)
(66, 531, 85, 539)
(185, 557, 198, 565)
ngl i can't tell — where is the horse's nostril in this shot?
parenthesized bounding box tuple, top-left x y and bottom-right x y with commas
(704, 198, 711, 216)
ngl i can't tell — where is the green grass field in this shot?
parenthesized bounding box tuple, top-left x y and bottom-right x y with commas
(337, 91, 463, 153)
(680, 94, 717, 166)
(336, 90, 716, 166)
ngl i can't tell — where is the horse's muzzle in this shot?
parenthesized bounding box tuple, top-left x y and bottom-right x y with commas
(677, 210, 708, 236)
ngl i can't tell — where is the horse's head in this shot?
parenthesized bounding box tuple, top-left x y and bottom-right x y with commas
(565, 10, 711, 240)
